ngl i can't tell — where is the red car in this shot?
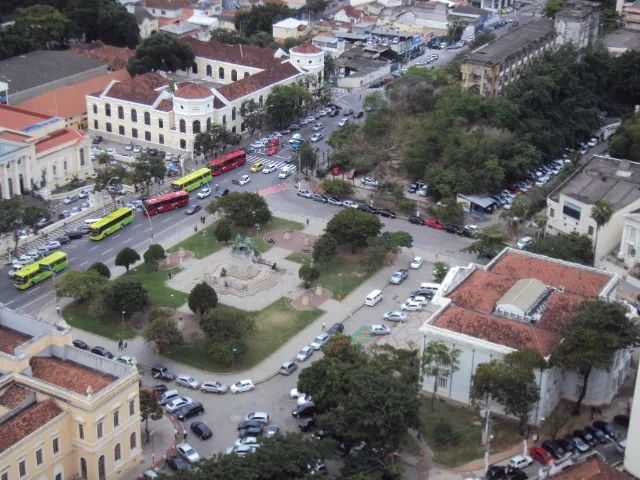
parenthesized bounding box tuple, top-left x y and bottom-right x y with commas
(426, 218, 444, 230)
(267, 146, 279, 156)
(331, 166, 345, 176)
(268, 138, 280, 147)
(530, 447, 554, 465)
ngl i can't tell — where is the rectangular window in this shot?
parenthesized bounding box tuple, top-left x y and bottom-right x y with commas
(36, 448, 43, 466)
(1, 472, 8, 480)
(93, 104, 97, 114)
(106, 122, 112, 133)
(158, 119, 163, 129)
(588, 225, 594, 235)
(53, 437, 59, 455)
(93, 120, 98, 129)
(78, 423, 84, 439)
(19, 460, 26, 477)
(145, 131, 151, 141)
(563, 201, 581, 220)
(437, 376, 448, 389)
(113, 409, 119, 428)
(159, 134, 164, 144)
(63, 160, 67, 171)
(118, 125, 124, 135)
(132, 128, 138, 138)
(80, 149, 85, 166)
(56, 474, 62, 480)
(549, 207, 555, 218)
(52, 165, 57, 176)
(97, 421, 103, 439)
(129, 399, 135, 416)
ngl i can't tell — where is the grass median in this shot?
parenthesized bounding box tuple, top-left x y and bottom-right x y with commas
(63, 302, 138, 340)
(163, 298, 323, 372)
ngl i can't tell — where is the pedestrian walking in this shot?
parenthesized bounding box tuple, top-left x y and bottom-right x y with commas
(174, 428, 178, 438)
(118, 339, 123, 350)
(183, 432, 187, 441)
(321, 322, 326, 331)
(168, 271, 172, 280)
(124, 341, 128, 349)
(194, 225, 198, 232)
(306, 218, 310, 226)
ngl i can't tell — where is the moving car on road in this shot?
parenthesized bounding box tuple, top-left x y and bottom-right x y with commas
(230, 379, 255, 394)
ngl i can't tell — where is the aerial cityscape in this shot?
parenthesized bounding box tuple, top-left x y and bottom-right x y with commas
(1, 0, 640, 478)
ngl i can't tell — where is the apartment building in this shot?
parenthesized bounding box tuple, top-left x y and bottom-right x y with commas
(0, 309, 142, 480)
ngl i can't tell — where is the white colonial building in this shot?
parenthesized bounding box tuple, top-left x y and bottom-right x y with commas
(420, 248, 626, 424)
(87, 38, 323, 153)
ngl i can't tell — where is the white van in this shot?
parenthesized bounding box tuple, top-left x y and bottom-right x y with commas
(420, 282, 441, 294)
(84, 218, 102, 225)
(365, 289, 383, 306)
(279, 165, 296, 179)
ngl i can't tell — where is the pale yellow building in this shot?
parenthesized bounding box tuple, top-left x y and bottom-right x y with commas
(0, 309, 142, 480)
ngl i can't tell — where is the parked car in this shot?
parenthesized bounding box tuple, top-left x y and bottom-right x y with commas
(297, 190, 313, 199)
(176, 443, 201, 464)
(426, 218, 444, 229)
(310, 333, 330, 350)
(190, 421, 212, 440)
(507, 455, 533, 470)
(299, 417, 317, 432)
(176, 402, 204, 420)
(312, 193, 328, 203)
(377, 208, 396, 218)
(338, 117, 350, 127)
(592, 421, 618, 440)
(152, 365, 175, 381)
(158, 390, 179, 406)
(516, 236, 533, 249)
(563, 434, 590, 453)
(310, 133, 324, 142)
(530, 447, 554, 465)
(165, 396, 193, 413)
(371, 324, 391, 335)
(166, 456, 190, 471)
(279, 361, 298, 376)
(292, 401, 317, 418)
(73, 339, 89, 350)
(327, 323, 344, 336)
(410, 256, 423, 269)
(573, 429, 596, 446)
(342, 200, 359, 208)
(408, 216, 425, 225)
(555, 438, 576, 454)
(358, 204, 378, 214)
(266, 425, 281, 438)
(176, 375, 199, 390)
(390, 269, 408, 285)
(584, 425, 607, 444)
(115, 355, 136, 366)
(91, 346, 113, 359)
(383, 310, 407, 322)
(400, 300, 424, 311)
(201, 381, 228, 394)
(297, 346, 314, 362)
(444, 224, 463, 235)
(541, 440, 566, 459)
(245, 411, 270, 424)
(237, 420, 263, 437)
(56, 235, 71, 245)
(230, 379, 255, 394)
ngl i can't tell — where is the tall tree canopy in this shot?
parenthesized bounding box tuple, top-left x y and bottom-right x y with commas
(324, 208, 382, 253)
(127, 33, 194, 76)
(207, 192, 272, 228)
(234, 4, 296, 36)
(64, 0, 139, 47)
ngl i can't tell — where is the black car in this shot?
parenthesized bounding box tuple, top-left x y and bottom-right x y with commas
(408, 216, 425, 225)
(166, 456, 189, 471)
(299, 417, 317, 432)
(327, 323, 344, 336)
(151, 365, 176, 381)
(358, 204, 378, 214)
(573, 429, 596, 446)
(244, 146, 256, 154)
(377, 208, 397, 218)
(584, 426, 607, 443)
(328, 109, 339, 117)
(185, 205, 202, 215)
(67, 230, 84, 240)
(72, 339, 89, 350)
(176, 402, 204, 421)
(593, 421, 618, 440)
(237, 420, 263, 437)
(292, 402, 316, 418)
(77, 225, 90, 235)
(280, 129, 291, 135)
(613, 414, 630, 428)
(91, 136, 103, 144)
(555, 438, 576, 454)
(444, 224, 463, 235)
(486, 465, 527, 480)
(215, 188, 229, 198)
(56, 235, 71, 244)
(191, 421, 212, 440)
(410, 289, 434, 300)
(150, 384, 168, 395)
(354, 111, 364, 119)
(91, 346, 113, 359)
(288, 123, 300, 131)
(541, 440, 566, 459)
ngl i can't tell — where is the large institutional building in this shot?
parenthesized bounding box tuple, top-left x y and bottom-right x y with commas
(0, 310, 141, 480)
(86, 38, 325, 153)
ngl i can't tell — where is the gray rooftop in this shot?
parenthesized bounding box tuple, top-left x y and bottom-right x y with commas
(0, 50, 107, 94)
(465, 18, 554, 65)
(550, 155, 640, 210)
(496, 278, 547, 314)
(604, 28, 640, 52)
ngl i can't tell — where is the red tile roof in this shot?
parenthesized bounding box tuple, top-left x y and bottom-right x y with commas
(174, 81, 213, 99)
(0, 325, 32, 355)
(30, 357, 116, 395)
(0, 399, 63, 454)
(490, 250, 610, 297)
(35, 128, 86, 155)
(217, 61, 300, 101)
(448, 270, 515, 313)
(536, 291, 584, 334)
(291, 43, 322, 54)
(180, 36, 280, 69)
(554, 457, 631, 480)
(145, 0, 193, 9)
(0, 105, 55, 131)
(103, 72, 169, 105)
(71, 41, 135, 70)
(0, 385, 32, 409)
(157, 99, 173, 111)
(434, 306, 560, 355)
(0, 131, 29, 143)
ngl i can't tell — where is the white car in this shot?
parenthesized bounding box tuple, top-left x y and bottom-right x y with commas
(124, 143, 134, 151)
(342, 200, 359, 208)
(115, 355, 137, 366)
(227, 444, 258, 456)
(46, 240, 62, 251)
(401, 300, 424, 311)
(312, 123, 324, 131)
(176, 375, 199, 390)
(296, 346, 314, 362)
(338, 118, 350, 127)
(201, 380, 228, 394)
(508, 455, 533, 470)
(197, 187, 211, 199)
(238, 175, 251, 186)
(176, 443, 201, 463)
(516, 236, 533, 249)
(361, 176, 379, 187)
(383, 311, 407, 323)
(235, 436, 259, 447)
(371, 324, 391, 335)
(310, 133, 324, 142)
(410, 256, 423, 269)
(290, 388, 304, 399)
(165, 396, 193, 413)
(133, 144, 142, 153)
(245, 411, 270, 424)
(263, 163, 277, 174)
(297, 393, 312, 405)
(230, 379, 255, 394)
(310, 333, 329, 350)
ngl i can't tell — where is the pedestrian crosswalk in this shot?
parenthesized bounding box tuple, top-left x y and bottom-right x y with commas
(246, 153, 295, 171)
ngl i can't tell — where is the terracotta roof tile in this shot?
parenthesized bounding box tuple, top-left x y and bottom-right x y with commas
(490, 250, 610, 297)
(157, 99, 173, 111)
(434, 306, 560, 355)
(71, 41, 135, 70)
(554, 457, 631, 480)
(537, 291, 584, 334)
(181, 36, 280, 69)
(30, 357, 116, 395)
(448, 270, 515, 313)
(104, 72, 169, 105)
(35, 128, 86, 155)
(0, 104, 55, 131)
(217, 61, 299, 101)
(0, 399, 63, 454)
(174, 81, 213, 99)
(145, 0, 193, 9)
(291, 43, 322, 54)
(0, 325, 32, 355)
(0, 385, 32, 409)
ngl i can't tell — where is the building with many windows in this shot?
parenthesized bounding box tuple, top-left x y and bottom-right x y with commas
(87, 38, 321, 153)
(0, 309, 142, 480)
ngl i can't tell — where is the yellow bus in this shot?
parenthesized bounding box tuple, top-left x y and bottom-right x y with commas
(89, 207, 135, 240)
(14, 251, 69, 290)
(171, 168, 213, 192)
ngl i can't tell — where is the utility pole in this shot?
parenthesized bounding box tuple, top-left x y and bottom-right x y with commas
(482, 393, 493, 474)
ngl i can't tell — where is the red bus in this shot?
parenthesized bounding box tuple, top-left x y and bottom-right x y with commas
(208, 150, 247, 176)
(143, 190, 189, 216)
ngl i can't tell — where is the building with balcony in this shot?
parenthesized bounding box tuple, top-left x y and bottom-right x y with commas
(0, 309, 142, 480)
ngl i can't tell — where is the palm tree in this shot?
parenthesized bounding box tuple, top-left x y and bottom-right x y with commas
(590, 198, 613, 260)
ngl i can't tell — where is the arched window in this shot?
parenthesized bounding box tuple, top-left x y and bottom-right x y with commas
(222, 115, 226, 125)
(114, 443, 121, 462)
(192, 62, 198, 74)
(130, 432, 137, 450)
(144, 112, 150, 125)
(244, 72, 249, 79)
(231, 107, 236, 121)
(206, 118, 212, 130)
(231, 70, 238, 81)
(179, 119, 186, 133)
(98, 456, 105, 480)
(193, 120, 201, 134)
(218, 67, 224, 80)
(131, 109, 137, 122)
(180, 139, 186, 149)
(117, 106, 124, 119)
(105, 104, 111, 117)
(80, 458, 87, 479)
(206, 65, 212, 77)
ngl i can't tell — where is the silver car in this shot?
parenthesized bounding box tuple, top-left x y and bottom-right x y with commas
(296, 346, 314, 362)
(176, 375, 199, 390)
(201, 380, 228, 394)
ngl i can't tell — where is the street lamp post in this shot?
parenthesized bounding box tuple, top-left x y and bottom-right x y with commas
(43, 264, 59, 318)
(121, 310, 126, 333)
(232, 347, 238, 370)
(137, 201, 155, 242)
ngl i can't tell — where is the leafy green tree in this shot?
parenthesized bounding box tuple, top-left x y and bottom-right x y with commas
(115, 247, 140, 272)
(434, 199, 464, 225)
(323, 53, 335, 78)
(0, 26, 34, 60)
(14, 4, 70, 47)
(234, 4, 295, 36)
(143, 244, 166, 271)
(298, 143, 317, 174)
(93, 163, 128, 208)
(194, 124, 241, 158)
(0, 199, 47, 253)
(188, 282, 218, 315)
(64, 0, 139, 48)
(142, 307, 183, 352)
(551, 299, 640, 414)
(465, 225, 508, 259)
(527, 232, 593, 265)
(381, 231, 413, 250)
(543, 0, 565, 17)
(510, 195, 530, 220)
(140, 389, 164, 441)
(56, 269, 108, 301)
(298, 264, 320, 287)
(105, 280, 147, 314)
(199, 308, 254, 343)
(609, 114, 640, 161)
(362, 91, 387, 112)
(325, 208, 382, 253)
(247, 30, 274, 47)
(265, 84, 313, 128)
(321, 178, 352, 197)
(126, 32, 194, 76)
(214, 218, 232, 243)
(306, 0, 327, 16)
(359, 237, 390, 273)
(132, 153, 166, 195)
(88, 262, 111, 279)
(421, 341, 461, 405)
(432, 261, 450, 283)
(312, 233, 338, 263)
(207, 192, 272, 228)
(240, 99, 264, 135)
(591, 198, 613, 257)
(210, 27, 246, 44)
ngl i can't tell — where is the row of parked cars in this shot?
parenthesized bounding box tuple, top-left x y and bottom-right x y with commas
(296, 189, 398, 218)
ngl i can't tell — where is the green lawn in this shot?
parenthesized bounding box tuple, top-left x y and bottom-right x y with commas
(163, 298, 322, 372)
(63, 302, 137, 340)
(121, 264, 188, 308)
(417, 397, 521, 467)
